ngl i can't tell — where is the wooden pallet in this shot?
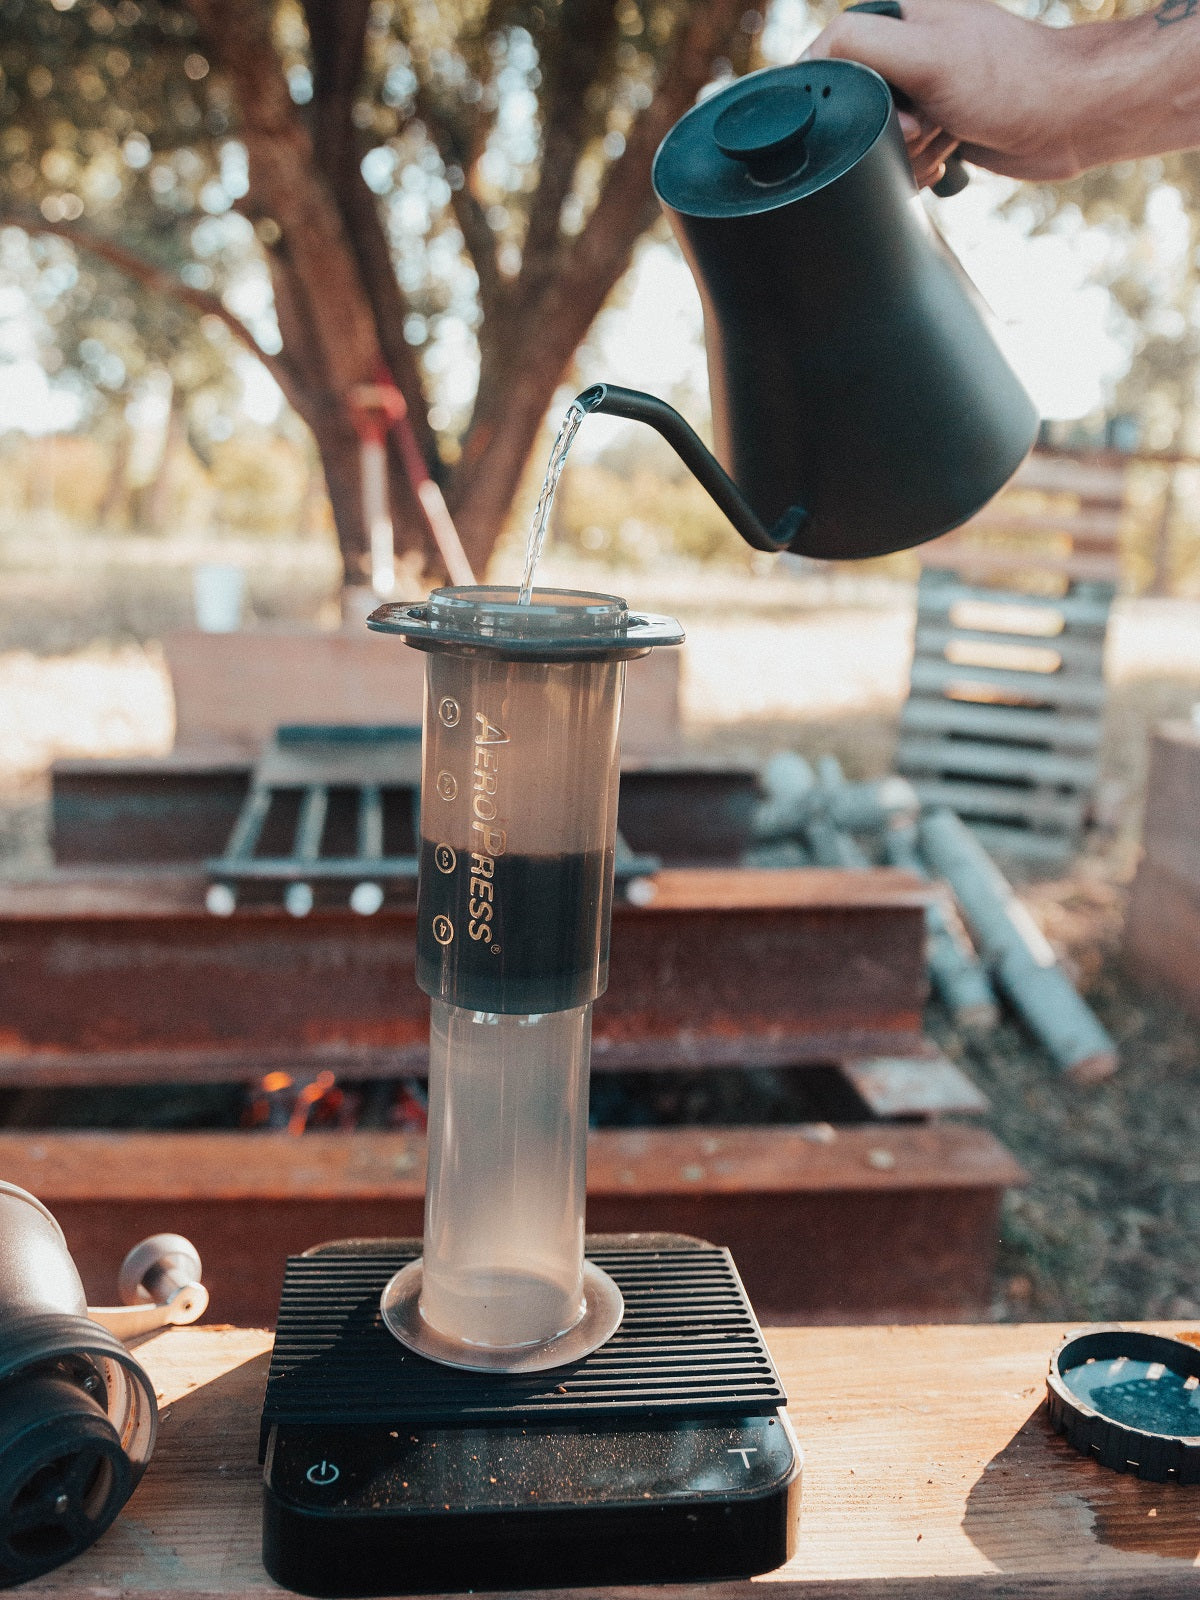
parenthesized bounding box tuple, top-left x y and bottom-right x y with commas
(899, 452, 1124, 864)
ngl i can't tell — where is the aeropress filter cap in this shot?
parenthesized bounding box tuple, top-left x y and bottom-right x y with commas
(0, 1183, 156, 1587)
(368, 585, 684, 659)
(1047, 1326, 1200, 1483)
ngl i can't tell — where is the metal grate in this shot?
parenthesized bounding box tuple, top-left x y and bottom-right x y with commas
(262, 1236, 787, 1431)
(208, 723, 659, 914)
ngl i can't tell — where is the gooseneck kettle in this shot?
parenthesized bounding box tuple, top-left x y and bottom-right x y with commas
(581, 37, 1039, 562)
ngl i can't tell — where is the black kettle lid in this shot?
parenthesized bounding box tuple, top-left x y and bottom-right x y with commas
(654, 60, 892, 219)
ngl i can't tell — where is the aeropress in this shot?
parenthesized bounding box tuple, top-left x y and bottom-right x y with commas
(258, 590, 802, 1596)
(378, 587, 683, 1370)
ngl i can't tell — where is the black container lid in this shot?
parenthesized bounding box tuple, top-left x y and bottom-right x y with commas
(653, 60, 892, 219)
(1046, 1327, 1200, 1483)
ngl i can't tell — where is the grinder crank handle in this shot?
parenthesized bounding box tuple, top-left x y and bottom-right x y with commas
(844, 0, 970, 197)
(87, 1232, 209, 1340)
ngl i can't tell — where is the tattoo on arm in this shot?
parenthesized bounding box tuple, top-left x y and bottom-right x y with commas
(1155, 0, 1197, 27)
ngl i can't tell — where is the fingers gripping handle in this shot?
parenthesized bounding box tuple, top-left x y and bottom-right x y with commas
(845, 0, 970, 196)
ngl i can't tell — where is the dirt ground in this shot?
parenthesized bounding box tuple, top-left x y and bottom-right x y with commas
(1, 559, 1199, 1324)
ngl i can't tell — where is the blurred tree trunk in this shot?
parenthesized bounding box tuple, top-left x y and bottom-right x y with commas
(97, 422, 132, 529)
(13, 0, 751, 583)
(142, 385, 186, 535)
(1150, 468, 1178, 597)
(181, 0, 749, 584)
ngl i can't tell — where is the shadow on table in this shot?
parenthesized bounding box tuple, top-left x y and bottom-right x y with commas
(963, 1398, 1200, 1572)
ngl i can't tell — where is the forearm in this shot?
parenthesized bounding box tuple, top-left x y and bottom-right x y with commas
(1063, 5, 1200, 170)
(806, 0, 1200, 187)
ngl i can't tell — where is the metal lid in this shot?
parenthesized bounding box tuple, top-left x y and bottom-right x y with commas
(1046, 1326, 1200, 1483)
(653, 60, 891, 219)
(368, 586, 684, 661)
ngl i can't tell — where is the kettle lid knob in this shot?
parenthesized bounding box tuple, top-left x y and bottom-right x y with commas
(713, 85, 816, 182)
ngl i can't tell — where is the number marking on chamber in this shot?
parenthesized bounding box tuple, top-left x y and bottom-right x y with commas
(438, 697, 461, 727)
(436, 771, 458, 801)
(435, 844, 457, 874)
(432, 914, 455, 946)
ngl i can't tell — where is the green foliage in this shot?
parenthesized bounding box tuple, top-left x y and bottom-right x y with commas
(0, 0, 230, 255)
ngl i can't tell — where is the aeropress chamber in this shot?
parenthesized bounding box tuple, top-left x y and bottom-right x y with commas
(368, 586, 683, 1371)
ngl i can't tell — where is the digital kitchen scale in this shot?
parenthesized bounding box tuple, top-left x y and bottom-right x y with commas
(260, 1235, 801, 1596)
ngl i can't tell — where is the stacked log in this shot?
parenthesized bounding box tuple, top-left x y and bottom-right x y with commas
(747, 756, 1116, 1080)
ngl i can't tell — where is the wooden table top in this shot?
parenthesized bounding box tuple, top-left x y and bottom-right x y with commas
(26, 1321, 1200, 1599)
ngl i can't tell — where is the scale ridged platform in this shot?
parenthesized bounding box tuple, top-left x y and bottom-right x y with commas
(261, 1234, 786, 1439)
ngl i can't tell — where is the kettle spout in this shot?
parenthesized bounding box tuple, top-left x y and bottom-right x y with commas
(576, 384, 808, 556)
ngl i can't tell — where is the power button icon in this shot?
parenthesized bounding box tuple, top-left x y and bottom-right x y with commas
(306, 1459, 340, 1487)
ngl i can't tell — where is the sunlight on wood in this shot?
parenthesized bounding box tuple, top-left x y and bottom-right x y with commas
(945, 638, 1064, 674)
(949, 598, 1066, 637)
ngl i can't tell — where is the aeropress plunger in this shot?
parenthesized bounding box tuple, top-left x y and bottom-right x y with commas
(368, 586, 683, 1371)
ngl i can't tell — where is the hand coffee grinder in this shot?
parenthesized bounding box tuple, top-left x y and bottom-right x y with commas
(259, 587, 802, 1597)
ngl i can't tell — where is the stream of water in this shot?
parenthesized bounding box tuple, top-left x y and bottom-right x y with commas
(517, 399, 587, 604)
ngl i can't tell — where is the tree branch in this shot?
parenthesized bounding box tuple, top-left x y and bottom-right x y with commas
(518, 0, 621, 306)
(186, 0, 382, 395)
(411, 75, 506, 323)
(452, 0, 750, 553)
(544, 0, 750, 345)
(302, 0, 438, 466)
(0, 207, 309, 417)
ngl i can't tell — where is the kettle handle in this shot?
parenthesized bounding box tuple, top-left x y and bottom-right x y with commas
(844, 0, 970, 197)
(576, 385, 808, 554)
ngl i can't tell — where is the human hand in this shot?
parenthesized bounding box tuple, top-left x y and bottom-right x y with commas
(803, 0, 1109, 186)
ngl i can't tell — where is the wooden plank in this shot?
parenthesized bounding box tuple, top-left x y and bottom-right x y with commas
(908, 779, 1087, 829)
(913, 624, 1107, 672)
(1124, 856, 1200, 1021)
(839, 1054, 989, 1116)
(23, 1319, 1200, 1600)
(610, 866, 928, 912)
(0, 865, 927, 919)
(0, 1124, 1022, 1202)
(0, 1028, 933, 1088)
(908, 657, 1107, 711)
(52, 767, 251, 866)
(19, 1125, 1021, 1325)
(0, 868, 215, 918)
(164, 629, 683, 762)
(920, 543, 1120, 584)
(899, 697, 1103, 751)
(51, 755, 760, 869)
(1138, 721, 1200, 887)
(896, 736, 1099, 790)
(0, 868, 928, 1083)
(966, 505, 1124, 542)
(1013, 452, 1130, 498)
(915, 577, 1112, 632)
